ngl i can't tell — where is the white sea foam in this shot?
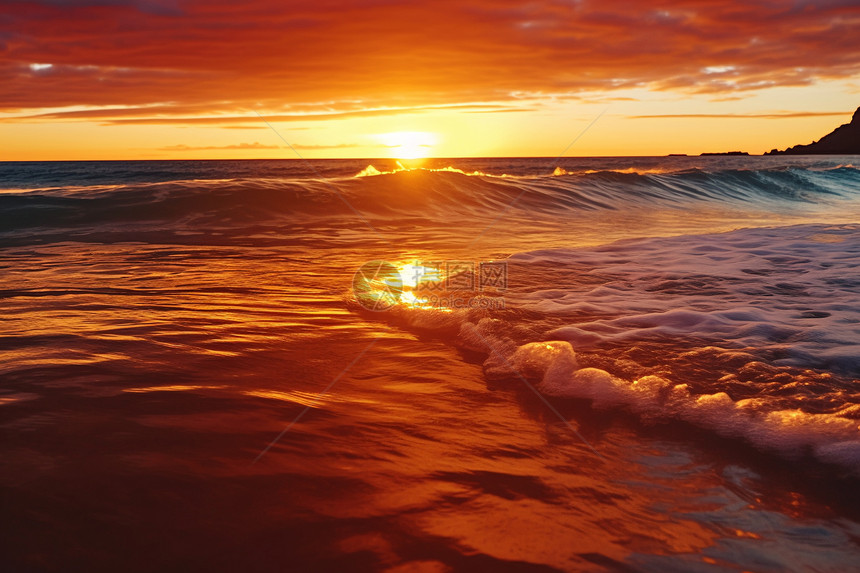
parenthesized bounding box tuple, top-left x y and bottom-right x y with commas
(473, 335, 860, 473)
(509, 224, 860, 373)
(447, 224, 860, 472)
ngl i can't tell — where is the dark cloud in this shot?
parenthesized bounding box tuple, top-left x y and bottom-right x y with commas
(14, 0, 184, 15)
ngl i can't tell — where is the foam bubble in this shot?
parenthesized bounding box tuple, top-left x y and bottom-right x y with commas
(516, 339, 860, 472)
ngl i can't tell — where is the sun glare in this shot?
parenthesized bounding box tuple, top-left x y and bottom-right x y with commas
(378, 131, 437, 159)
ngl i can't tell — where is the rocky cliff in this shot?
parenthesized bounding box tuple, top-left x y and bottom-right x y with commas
(767, 107, 860, 155)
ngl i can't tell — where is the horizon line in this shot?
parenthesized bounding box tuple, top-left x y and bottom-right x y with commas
(0, 153, 796, 163)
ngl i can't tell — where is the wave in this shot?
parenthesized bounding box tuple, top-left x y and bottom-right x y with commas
(1, 164, 858, 235)
(354, 162, 501, 178)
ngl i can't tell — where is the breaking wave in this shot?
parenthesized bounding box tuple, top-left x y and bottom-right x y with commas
(1, 164, 858, 235)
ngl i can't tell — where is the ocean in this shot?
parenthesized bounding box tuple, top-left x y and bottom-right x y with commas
(2, 156, 860, 572)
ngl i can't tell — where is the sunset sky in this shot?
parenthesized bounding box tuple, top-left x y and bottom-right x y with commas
(2, 0, 859, 160)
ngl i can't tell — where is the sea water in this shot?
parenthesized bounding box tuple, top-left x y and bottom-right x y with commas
(2, 156, 860, 571)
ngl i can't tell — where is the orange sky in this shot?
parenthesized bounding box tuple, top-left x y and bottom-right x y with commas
(1, 0, 859, 159)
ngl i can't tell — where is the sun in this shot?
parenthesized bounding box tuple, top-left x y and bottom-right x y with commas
(378, 131, 437, 159)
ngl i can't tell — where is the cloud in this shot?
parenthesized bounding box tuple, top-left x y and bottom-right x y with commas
(290, 143, 366, 150)
(0, 0, 858, 120)
(27, 0, 184, 16)
(628, 111, 852, 119)
(5, 102, 527, 125)
(159, 142, 280, 151)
